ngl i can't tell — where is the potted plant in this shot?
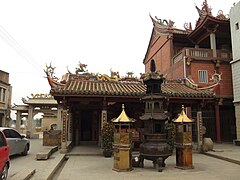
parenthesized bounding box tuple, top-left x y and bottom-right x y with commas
(165, 121, 175, 150)
(101, 122, 114, 157)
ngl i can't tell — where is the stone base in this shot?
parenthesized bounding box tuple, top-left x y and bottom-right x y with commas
(112, 167, 133, 172)
(233, 139, 240, 146)
(36, 146, 58, 160)
(43, 130, 61, 146)
(202, 138, 214, 152)
(175, 165, 194, 170)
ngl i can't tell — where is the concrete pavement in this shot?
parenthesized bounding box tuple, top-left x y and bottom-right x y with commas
(203, 143, 240, 165)
(54, 143, 240, 180)
(8, 140, 240, 180)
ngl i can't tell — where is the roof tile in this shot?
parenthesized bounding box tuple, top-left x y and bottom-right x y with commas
(51, 79, 214, 99)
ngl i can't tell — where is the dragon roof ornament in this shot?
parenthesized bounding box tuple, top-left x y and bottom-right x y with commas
(195, 0, 229, 27)
(44, 63, 65, 88)
(195, 0, 212, 17)
(44, 62, 143, 88)
(149, 14, 175, 35)
(44, 63, 59, 82)
(154, 16, 175, 28)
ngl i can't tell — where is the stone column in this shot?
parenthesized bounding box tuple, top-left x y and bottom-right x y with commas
(68, 112, 72, 141)
(99, 98, 107, 146)
(197, 111, 203, 152)
(27, 105, 33, 138)
(57, 104, 63, 130)
(60, 109, 68, 153)
(234, 102, 240, 145)
(101, 110, 107, 129)
(215, 103, 221, 143)
(99, 109, 107, 147)
(210, 32, 217, 57)
(16, 111, 21, 132)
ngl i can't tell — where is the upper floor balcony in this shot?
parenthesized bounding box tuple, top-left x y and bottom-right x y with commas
(173, 48, 232, 64)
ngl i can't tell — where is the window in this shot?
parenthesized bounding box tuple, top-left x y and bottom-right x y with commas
(198, 70, 208, 83)
(2, 89, 6, 102)
(0, 132, 7, 147)
(0, 87, 6, 102)
(154, 102, 160, 109)
(236, 22, 239, 30)
(3, 129, 21, 139)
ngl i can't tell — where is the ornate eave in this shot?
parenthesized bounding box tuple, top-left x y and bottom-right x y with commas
(144, 15, 188, 64)
(11, 104, 29, 111)
(21, 94, 58, 105)
(188, 14, 230, 43)
(45, 64, 216, 99)
(188, 0, 230, 44)
(150, 14, 188, 36)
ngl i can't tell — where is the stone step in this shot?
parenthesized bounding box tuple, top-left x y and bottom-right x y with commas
(10, 168, 36, 180)
(36, 146, 58, 160)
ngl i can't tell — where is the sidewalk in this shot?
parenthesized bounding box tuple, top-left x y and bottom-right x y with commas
(203, 143, 240, 165)
(55, 143, 240, 180)
(10, 141, 240, 180)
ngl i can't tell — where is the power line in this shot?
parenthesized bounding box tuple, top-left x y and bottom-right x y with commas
(0, 25, 42, 72)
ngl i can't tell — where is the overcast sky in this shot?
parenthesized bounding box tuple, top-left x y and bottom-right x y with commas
(0, 0, 237, 106)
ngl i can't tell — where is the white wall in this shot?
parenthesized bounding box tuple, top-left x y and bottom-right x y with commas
(230, 1, 240, 103)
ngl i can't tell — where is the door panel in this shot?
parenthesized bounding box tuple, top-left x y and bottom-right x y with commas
(81, 111, 92, 141)
(4, 129, 24, 155)
(0, 132, 8, 171)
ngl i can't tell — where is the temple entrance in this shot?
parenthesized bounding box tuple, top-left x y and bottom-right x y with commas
(73, 109, 100, 146)
(81, 111, 93, 141)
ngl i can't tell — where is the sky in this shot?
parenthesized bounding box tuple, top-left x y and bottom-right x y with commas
(0, 0, 237, 107)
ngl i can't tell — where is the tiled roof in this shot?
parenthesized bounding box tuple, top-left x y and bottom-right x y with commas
(50, 80, 214, 98)
(24, 98, 58, 105)
(162, 83, 213, 98)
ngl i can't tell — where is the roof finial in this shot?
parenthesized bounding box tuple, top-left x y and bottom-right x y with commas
(173, 105, 193, 123)
(182, 105, 185, 110)
(122, 104, 125, 109)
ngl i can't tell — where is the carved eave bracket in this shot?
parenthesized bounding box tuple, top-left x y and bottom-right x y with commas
(215, 60, 221, 68)
(215, 98, 223, 106)
(186, 58, 192, 66)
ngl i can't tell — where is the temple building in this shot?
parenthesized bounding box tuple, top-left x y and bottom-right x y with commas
(143, 0, 236, 143)
(45, 62, 214, 152)
(43, 1, 236, 152)
(0, 70, 12, 127)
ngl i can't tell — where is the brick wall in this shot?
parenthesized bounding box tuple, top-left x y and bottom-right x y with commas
(190, 62, 215, 86)
(219, 64, 233, 97)
(165, 61, 184, 80)
(144, 35, 171, 73)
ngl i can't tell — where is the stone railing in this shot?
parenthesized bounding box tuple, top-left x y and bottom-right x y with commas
(172, 48, 232, 63)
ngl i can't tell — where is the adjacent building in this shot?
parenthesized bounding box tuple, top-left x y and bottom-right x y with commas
(0, 70, 12, 127)
(143, 0, 235, 142)
(230, 1, 240, 145)
(12, 94, 58, 137)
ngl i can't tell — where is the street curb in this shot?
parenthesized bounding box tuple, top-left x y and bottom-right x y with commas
(46, 154, 66, 180)
(203, 152, 240, 165)
(23, 153, 66, 180)
(10, 168, 36, 180)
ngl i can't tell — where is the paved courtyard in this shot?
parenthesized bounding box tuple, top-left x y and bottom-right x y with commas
(7, 139, 240, 180)
(54, 153, 240, 180)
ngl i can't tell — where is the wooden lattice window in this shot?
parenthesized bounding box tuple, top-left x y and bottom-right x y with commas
(198, 70, 208, 83)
